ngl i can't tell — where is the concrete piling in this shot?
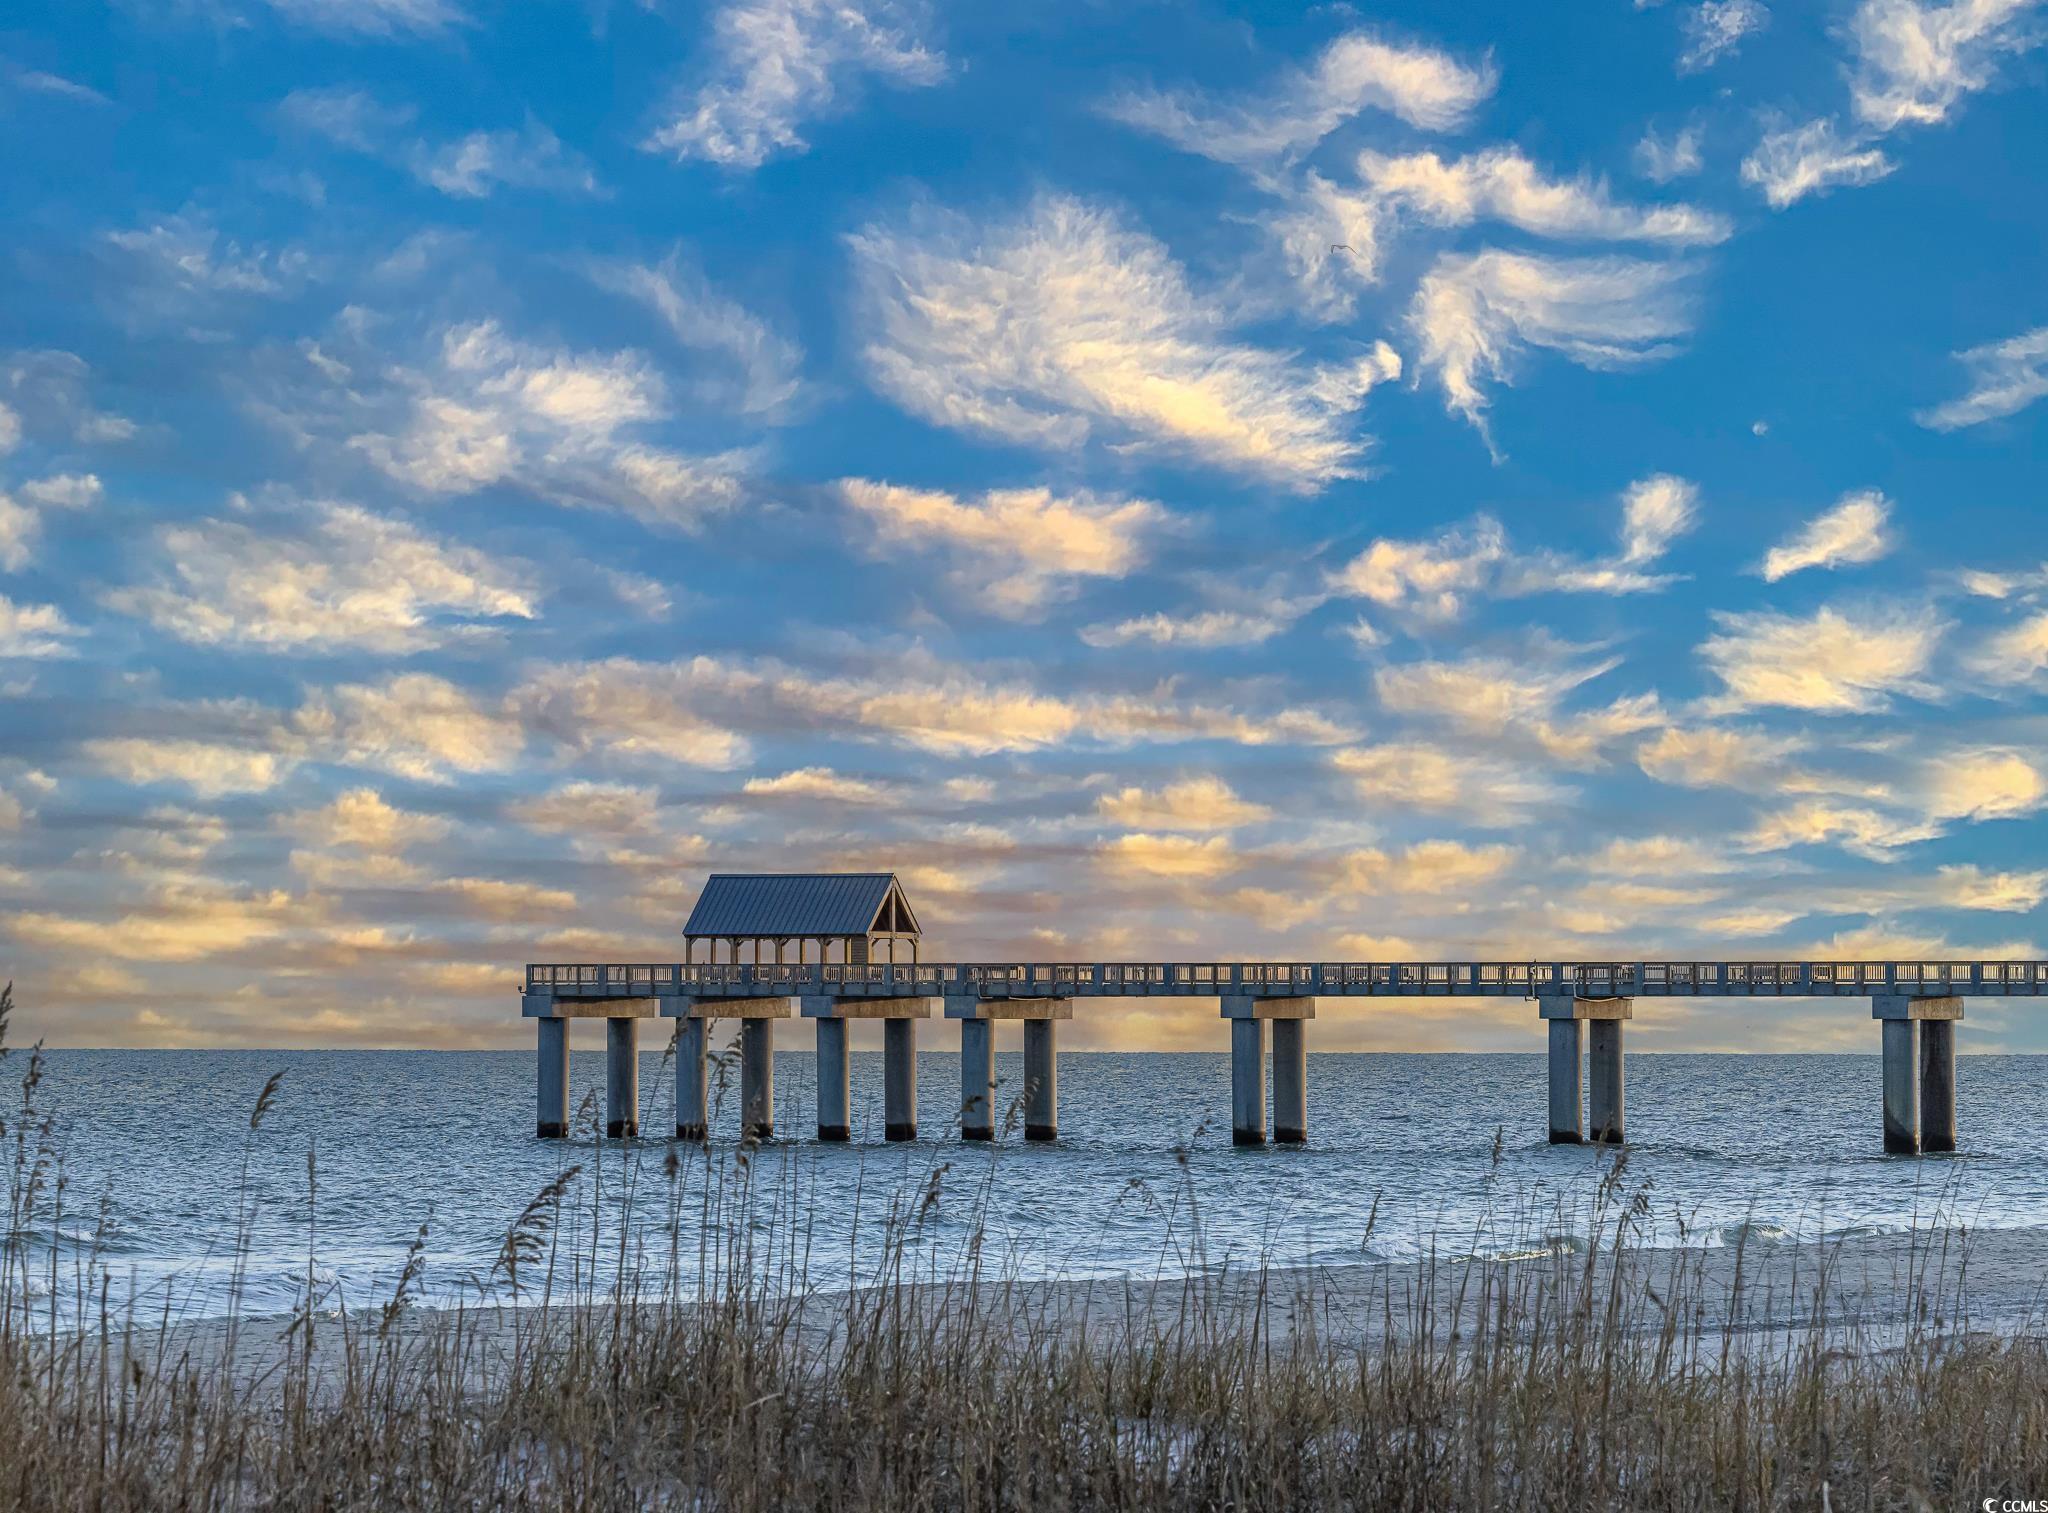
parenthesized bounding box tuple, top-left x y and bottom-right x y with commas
(1271, 1017, 1307, 1144)
(1588, 1018, 1625, 1145)
(1881, 1017, 1919, 1154)
(1023, 1018, 1058, 1141)
(1540, 996, 1630, 1146)
(605, 1017, 639, 1139)
(1873, 995, 1962, 1155)
(959, 1017, 995, 1140)
(883, 1017, 918, 1141)
(1229, 1018, 1266, 1146)
(536, 1016, 568, 1138)
(675, 1015, 707, 1141)
(1546, 1018, 1582, 1144)
(740, 1018, 775, 1141)
(1920, 1019, 1956, 1154)
(814, 1016, 851, 1141)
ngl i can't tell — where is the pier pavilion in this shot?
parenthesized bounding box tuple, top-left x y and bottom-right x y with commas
(523, 873, 2028, 1154)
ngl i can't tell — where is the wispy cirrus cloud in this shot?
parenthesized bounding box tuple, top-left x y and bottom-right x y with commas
(587, 250, 804, 418)
(849, 192, 1400, 488)
(1758, 490, 1894, 580)
(838, 478, 1164, 618)
(1407, 250, 1698, 447)
(1356, 146, 1730, 244)
(1700, 604, 1944, 713)
(1103, 28, 1495, 166)
(105, 501, 537, 653)
(1678, 0, 1770, 71)
(1917, 324, 2048, 429)
(645, 0, 944, 169)
(1741, 0, 2042, 208)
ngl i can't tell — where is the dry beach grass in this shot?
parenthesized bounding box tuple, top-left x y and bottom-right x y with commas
(5, 980, 2048, 1509)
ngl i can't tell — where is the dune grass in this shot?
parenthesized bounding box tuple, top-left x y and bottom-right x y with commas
(4, 980, 2046, 1508)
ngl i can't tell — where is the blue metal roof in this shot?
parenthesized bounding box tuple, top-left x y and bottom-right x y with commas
(682, 873, 917, 938)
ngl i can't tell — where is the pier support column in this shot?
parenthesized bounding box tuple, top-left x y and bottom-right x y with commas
(1230, 1019, 1266, 1145)
(1873, 995, 1962, 1155)
(815, 1016, 850, 1142)
(740, 1019, 775, 1141)
(1221, 996, 1314, 1147)
(959, 1017, 994, 1140)
(1023, 1018, 1058, 1142)
(536, 1016, 568, 1138)
(605, 1017, 639, 1139)
(945, 997, 1068, 1142)
(800, 996, 933, 1142)
(1538, 997, 1631, 1145)
(675, 1015, 707, 1141)
(1271, 1018, 1307, 1145)
(1588, 1019, 1625, 1145)
(884, 1017, 918, 1141)
(1921, 1019, 1957, 1154)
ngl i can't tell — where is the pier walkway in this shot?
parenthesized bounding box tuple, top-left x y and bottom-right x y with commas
(520, 957, 2046, 1155)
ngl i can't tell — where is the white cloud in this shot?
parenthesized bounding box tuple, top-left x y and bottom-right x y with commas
(1758, 490, 1894, 580)
(20, 473, 103, 509)
(1679, 0, 1770, 71)
(1332, 742, 1566, 825)
(1636, 724, 1802, 788)
(0, 473, 99, 571)
(1848, 0, 2045, 131)
(742, 767, 894, 804)
(1, 350, 135, 444)
(1701, 604, 1942, 712)
(1743, 800, 1939, 857)
(87, 739, 293, 797)
(1080, 607, 1303, 649)
(1935, 863, 2048, 911)
(1098, 777, 1272, 832)
(410, 120, 601, 199)
(1919, 746, 2045, 822)
(509, 781, 660, 836)
(345, 321, 747, 530)
(645, 0, 945, 169)
(1618, 473, 1700, 565)
(1635, 124, 1706, 182)
(286, 787, 449, 852)
(1337, 475, 1697, 615)
(588, 251, 803, 417)
(839, 478, 1163, 617)
(297, 673, 524, 782)
(1103, 29, 1495, 166)
(261, 0, 467, 35)
(1358, 147, 1730, 243)
(277, 86, 415, 150)
(107, 502, 536, 653)
(0, 594, 80, 658)
(1333, 519, 1508, 619)
(1740, 118, 1895, 207)
(1373, 655, 1664, 766)
(1260, 173, 1386, 322)
(1974, 611, 2048, 683)
(849, 193, 1397, 488)
(1917, 324, 2048, 429)
(1099, 832, 1237, 879)
(1346, 839, 1519, 894)
(0, 402, 17, 453)
(1408, 249, 1697, 445)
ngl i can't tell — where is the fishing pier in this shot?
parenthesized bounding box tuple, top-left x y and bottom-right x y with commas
(520, 872, 2043, 1156)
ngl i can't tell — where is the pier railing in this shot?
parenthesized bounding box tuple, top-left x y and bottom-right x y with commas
(522, 959, 2048, 998)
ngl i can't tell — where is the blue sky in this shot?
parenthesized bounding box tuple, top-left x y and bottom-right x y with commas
(1, 0, 2044, 1053)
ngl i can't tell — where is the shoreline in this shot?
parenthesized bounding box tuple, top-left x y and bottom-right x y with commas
(88, 1222, 2048, 1396)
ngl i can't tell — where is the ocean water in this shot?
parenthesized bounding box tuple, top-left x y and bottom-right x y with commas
(10, 1049, 2047, 1323)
